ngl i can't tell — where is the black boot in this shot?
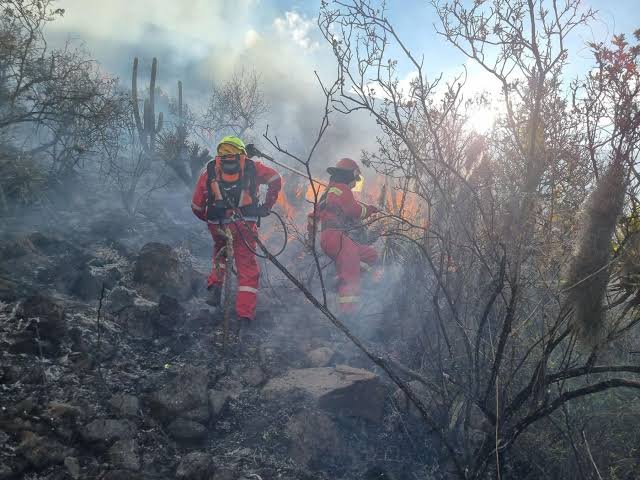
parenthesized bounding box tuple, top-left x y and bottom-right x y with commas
(236, 317, 254, 344)
(206, 285, 222, 307)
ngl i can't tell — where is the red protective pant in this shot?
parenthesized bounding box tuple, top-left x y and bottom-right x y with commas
(320, 229, 378, 313)
(207, 221, 259, 320)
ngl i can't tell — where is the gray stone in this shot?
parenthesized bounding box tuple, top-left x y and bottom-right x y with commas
(64, 456, 81, 479)
(208, 390, 230, 417)
(109, 393, 140, 418)
(241, 365, 265, 386)
(108, 439, 140, 471)
(16, 295, 66, 339)
(134, 243, 196, 300)
(0, 464, 14, 480)
(175, 451, 213, 479)
(182, 405, 210, 423)
(167, 419, 206, 441)
(82, 419, 136, 443)
(106, 287, 158, 339)
(284, 410, 341, 467)
(46, 402, 83, 421)
(105, 286, 138, 314)
(155, 295, 186, 335)
(18, 432, 74, 469)
(306, 347, 335, 367)
(148, 366, 209, 422)
(263, 365, 387, 422)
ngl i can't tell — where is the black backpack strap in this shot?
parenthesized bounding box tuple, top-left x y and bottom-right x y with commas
(206, 160, 216, 210)
(243, 158, 258, 204)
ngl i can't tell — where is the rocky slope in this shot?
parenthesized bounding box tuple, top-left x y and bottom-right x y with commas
(0, 219, 442, 479)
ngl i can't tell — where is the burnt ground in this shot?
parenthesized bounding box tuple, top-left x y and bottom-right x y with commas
(0, 205, 446, 480)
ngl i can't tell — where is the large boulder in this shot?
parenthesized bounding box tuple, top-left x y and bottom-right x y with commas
(147, 366, 209, 423)
(263, 365, 387, 422)
(134, 243, 197, 300)
(284, 410, 342, 468)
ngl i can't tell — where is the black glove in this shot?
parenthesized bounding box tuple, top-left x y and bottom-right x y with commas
(245, 143, 262, 158)
(256, 204, 271, 217)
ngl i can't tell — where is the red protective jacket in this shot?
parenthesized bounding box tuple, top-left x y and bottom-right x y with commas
(191, 159, 282, 222)
(308, 182, 377, 235)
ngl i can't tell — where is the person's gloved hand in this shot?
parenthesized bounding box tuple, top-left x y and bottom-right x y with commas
(245, 144, 262, 158)
(256, 204, 271, 217)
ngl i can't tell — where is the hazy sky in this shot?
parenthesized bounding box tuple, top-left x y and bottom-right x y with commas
(44, 0, 640, 169)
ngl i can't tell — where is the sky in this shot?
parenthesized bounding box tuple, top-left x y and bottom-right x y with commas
(44, 0, 640, 172)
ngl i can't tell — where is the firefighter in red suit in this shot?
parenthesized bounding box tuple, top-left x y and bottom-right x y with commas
(308, 158, 380, 314)
(191, 136, 281, 328)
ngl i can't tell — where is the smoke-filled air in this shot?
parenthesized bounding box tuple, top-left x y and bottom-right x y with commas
(2, 0, 640, 479)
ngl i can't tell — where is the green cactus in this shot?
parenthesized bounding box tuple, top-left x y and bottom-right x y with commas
(132, 57, 163, 154)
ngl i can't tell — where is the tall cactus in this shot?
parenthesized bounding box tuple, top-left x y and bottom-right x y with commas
(132, 57, 163, 154)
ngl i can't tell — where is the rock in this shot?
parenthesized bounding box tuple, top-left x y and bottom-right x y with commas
(0, 273, 31, 302)
(148, 366, 209, 423)
(108, 439, 140, 471)
(0, 464, 14, 480)
(82, 419, 136, 444)
(208, 390, 231, 417)
(109, 393, 140, 418)
(158, 294, 184, 317)
(167, 419, 206, 441)
(241, 365, 265, 386)
(134, 243, 196, 300)
(284, 410, 341, 467)
(155, 294, 185, 335)
(102, 469, 144, 480)
(211, 469, 236, 480)
(306, 347, 335, 367)
(69, 265, 103, 300)
(46, 401, 83, 421)
(263, 365, 387, 422)
(106, 286, 138, 314)
(106, 286, 159, 339)
(175, 451, 213, 479)
(8, 295, 66, 355)
(64, 456, 81, 479)
(182, 406, 210, 423)
(16, 295, 66, 339)
(18, 431, 74, 469)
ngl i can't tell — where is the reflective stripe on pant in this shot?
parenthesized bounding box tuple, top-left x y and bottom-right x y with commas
(207, 221, 260, 319)
(320, 229, 378, 313)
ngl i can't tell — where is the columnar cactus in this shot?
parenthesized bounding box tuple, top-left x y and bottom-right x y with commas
(132, 57, 163, 154)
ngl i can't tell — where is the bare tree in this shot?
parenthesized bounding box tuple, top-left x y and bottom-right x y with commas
(201, 68, 269, 138)
(0, 0, 129, 179)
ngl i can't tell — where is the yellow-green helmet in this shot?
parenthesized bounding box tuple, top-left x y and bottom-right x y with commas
(217, 136, 246, 154)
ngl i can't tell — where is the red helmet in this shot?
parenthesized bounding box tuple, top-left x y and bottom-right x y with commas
(327, 157, 361, 177)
